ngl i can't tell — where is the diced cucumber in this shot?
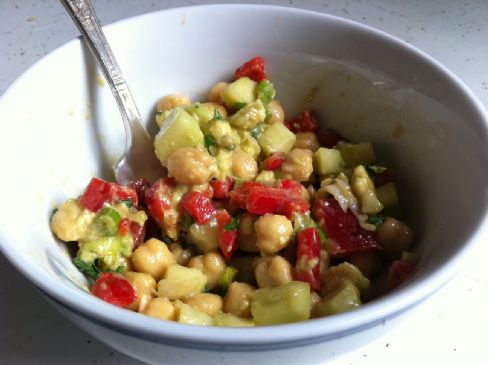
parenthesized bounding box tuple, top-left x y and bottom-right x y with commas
(229, 100, 266, 130)
(337, 142, 376, 168)
(185, 102, 219, 127)
(321, 262, 370, 296)
(213, 313, 255, 327)
(251, 281, 310, 325)
(314, 280, 361, 317)
(313, 147, 345, 175)
(157, 264, 207, 300)
(376, 182, 399, 208)
(206, 119, 240, 148)
(175, 301, 213, 326)
(215, 148, 233, 180)
(238, 131, 261, 158)
(155, 110, 172, 128)
(258, 122, 296, 155)
(351, 165, 383, 214)
(220, 77, 257, 110)
(154, 107, 204, 167)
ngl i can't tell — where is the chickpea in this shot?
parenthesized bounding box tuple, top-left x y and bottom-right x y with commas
(223, 282, 255, 318)
(267, 100, 285, 124)
(169, 243, 193, 266)
(188, 251, 226, 289)
(156, 94, 191, 112)
(294, 132, 320, 152)
(376, 218, 414, 260)
(132, 238, 175, 280)
(167, 147, 216, 185)
(124, 271, 157, 312)
(281, 148, 313, 182)
(142, 298, 176, 320)
(255, 255, 293, 288)
(50, 199, 95, 242)
(231, 148, 258, 180)
(254, 214, 293, 255)
(347, 251, 381, 278)
(238, 212, 259, 252)
(208, 81, 228, 103)
(186, 293, 222, 316)
(186, 216, 220, 253)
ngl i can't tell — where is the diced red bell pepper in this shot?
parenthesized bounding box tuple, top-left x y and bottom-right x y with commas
(91, 272, 136, 307)
(118, 217, 131, 236)
(234, 56, 267, 82)
(145, 178, 173, 225)
(130, 221, 145, 248)
(313, 198, 381, 256)
(210, 176, 235, 199)
(386, 260, 416, 292)
(129, 178, 150, 205)
(284, 110, 318, 134)
(79, 178, 138, 212)
(215, 210, 238, 261)
(246, 185, 310, 219)
(229, 181, 265, 209)
(263, 152, 286, 171)
(276, 179, 303, 197)
(320, 128, 344, 148)
(295, 227, 321, 290)
(180, 191, 216, 224)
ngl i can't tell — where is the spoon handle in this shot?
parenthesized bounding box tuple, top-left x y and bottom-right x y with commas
(61, 0, 164, 185)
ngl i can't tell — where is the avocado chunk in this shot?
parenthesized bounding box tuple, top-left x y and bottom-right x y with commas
(251, 281, 310, 325)
(77, 234, 133, 271)
(229, 100, 266, 130)
(154, 107, 204, 167)
(220, 77, 257, 110)
(257, 122, 296, 155)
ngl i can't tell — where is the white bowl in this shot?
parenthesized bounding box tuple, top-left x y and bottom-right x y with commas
(1, 4, 488, 364)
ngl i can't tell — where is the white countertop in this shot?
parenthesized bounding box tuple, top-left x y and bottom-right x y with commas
(1, 1, 487, 364)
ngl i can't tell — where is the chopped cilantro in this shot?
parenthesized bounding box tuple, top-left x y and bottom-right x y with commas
(122, 199, 133, 208)
(218, 266, 238, 289)
(213, 108, 224, 120)
(250, 123, 264, 139)
(233, 102, 248, 110)
(224, 216, 239, 231)
(204, 134, 216, 149)
(73, 257, 101, 279)
(256, 79, 276, 104)
(114, 266, 125, 274)
(367, 214, 388, 228)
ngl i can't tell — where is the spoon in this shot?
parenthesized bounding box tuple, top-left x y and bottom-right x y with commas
(61, 0, 165, 185)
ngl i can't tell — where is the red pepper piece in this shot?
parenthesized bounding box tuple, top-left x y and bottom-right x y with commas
(130, 221, 145, 248)
(180, 191, 216, 224)
(295, 227, 321, 290)
(145, 178, 174, 230)
(91, 272, 136, 307)
(215, 210, 238, 260)
(246, 185, 309, 218)
(210, 177, 235, 199)
(276, 179, 303, 197)
(229, 181, 265, 209)
(263, 152, 286, 171)
(118, 217, 131, 236)
(79, 178, 138, 212)
(234, 56, 267, 82)
(283, 199, 310, 220)
(320, 128, 344, 148)
(386, 260, 416, 292)
(313, 198, 381, 256)
(284, 111, 318, 133)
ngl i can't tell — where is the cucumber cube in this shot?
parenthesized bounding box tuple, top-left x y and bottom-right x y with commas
(220, 77, 257, 110)
(337, 142, 376, 168)
(258, 122, 296, 155)
(313, 147, 345, 175)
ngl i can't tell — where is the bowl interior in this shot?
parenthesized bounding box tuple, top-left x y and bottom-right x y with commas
(1, 4, 487, 345)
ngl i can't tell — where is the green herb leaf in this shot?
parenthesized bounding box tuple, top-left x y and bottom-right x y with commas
(121, 199, 133, 208)
(114, 266, 125, 274)
(95, 206, 121, 236)
(250, 123, 264, 139)
(73, 257, 101, 279)
(213, 108, 224, 120)
(367, 214, 388, 228)
(218, 266, 238, 290)
(264, 106, 272, 123)
(204, 134, 216, 149)
(233, 102, 248, 110)
(256, 79, 276, 104)
(224, 216, 239, 231)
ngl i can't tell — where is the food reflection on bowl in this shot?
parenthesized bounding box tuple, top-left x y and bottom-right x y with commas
(1, 4, 488, 365)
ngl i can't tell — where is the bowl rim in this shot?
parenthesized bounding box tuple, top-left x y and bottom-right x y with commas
(1, 3, 488, 348)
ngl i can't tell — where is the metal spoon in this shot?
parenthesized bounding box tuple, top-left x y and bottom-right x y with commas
(61, 0, 165, 185)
